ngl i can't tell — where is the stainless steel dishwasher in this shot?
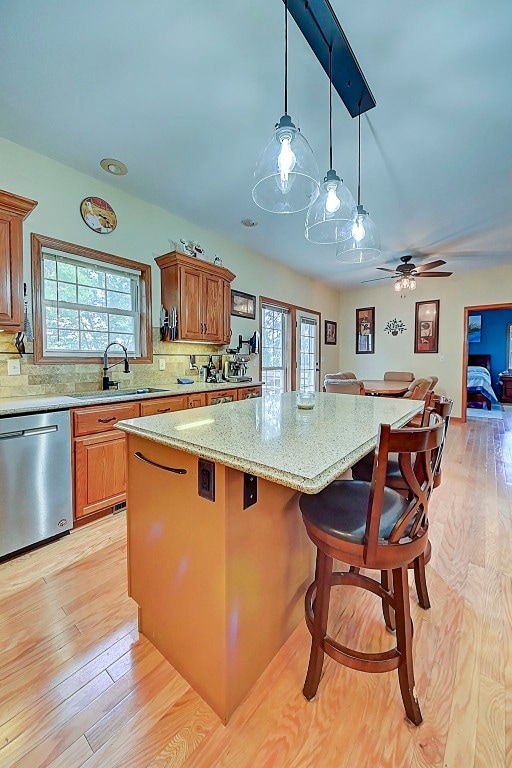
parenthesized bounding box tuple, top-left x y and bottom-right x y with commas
(0, 410, 72, 558)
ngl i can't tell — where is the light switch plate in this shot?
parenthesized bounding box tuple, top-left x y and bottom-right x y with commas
(159, 359, 166, 371)
(7, 359, 21, 376)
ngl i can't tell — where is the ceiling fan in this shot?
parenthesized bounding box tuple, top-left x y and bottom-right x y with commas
(361, 254, 453, 284)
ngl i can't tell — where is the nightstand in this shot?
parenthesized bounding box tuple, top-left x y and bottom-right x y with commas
(499, 372, 512, 403)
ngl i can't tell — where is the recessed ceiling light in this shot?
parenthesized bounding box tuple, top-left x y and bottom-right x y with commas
(100, 158, 128, 176)
(241, 218, 257, 227)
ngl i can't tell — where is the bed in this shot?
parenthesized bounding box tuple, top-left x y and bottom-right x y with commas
(467, 354, 499, 410)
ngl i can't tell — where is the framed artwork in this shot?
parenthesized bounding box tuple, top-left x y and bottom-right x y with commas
(231, 290, 256, 319)
(468, 314, 482, 343)
(80, 197, 117, 234)
(324, 320, 337, 345)
(414, 300, 440, 353)
(356, 307, 375, 354)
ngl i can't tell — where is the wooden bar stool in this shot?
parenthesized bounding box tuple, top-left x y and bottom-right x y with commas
(351, 398, 453, 612)
(299, 413, 445, 725)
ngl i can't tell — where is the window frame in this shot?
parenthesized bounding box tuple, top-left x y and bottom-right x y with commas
(31, 233, 153, 365)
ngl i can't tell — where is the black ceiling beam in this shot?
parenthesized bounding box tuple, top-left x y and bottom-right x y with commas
(284, 0, 376, 117)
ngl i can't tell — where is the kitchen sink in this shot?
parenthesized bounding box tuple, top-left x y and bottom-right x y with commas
(69, 387, 171, 399)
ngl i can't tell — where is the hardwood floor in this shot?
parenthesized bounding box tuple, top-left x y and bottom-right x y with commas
(0, 412, 510, 767)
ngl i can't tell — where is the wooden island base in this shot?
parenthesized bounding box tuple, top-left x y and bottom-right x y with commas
(126, 433, 314, 723)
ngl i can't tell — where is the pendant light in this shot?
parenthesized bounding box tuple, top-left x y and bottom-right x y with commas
(305, 47, 355, 244)
(252, 1, 319, 215)
(336, 109, 380, 263)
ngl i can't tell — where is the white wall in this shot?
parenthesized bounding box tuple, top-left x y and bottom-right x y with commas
(0, 137, 341, 382)
(339, 266, 512, 417)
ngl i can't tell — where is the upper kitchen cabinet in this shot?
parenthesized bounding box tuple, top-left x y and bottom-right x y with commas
(0, 190, 38, 329)
(156, 251, 235, 344)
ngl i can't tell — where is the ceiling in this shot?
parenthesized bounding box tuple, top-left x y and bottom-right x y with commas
(1, 0, 511, 289)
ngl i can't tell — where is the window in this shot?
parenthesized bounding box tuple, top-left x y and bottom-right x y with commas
(32, 234, 152, 364)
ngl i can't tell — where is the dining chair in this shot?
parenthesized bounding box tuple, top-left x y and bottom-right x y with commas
(299, 412, 445, 725)
(383, 371, 415, 382)
(425, 375, 438, 405)
(402, 377, 432, 401)
(325, 380, 365, 395)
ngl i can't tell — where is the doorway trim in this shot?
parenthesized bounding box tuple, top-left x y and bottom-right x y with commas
(462, 302, 512, 423)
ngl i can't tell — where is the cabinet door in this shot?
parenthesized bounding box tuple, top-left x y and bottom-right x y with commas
(0, 213, 23, 328)
(188, 393, 206, 408)
(180, 266, 203, 340)
(140, 396, 187, 416)
(223, 280, 232, 345)
(238, 386, 262, 400)
(206, 389, 238, 405)
(74, 430, 127, 520)
(202, 273, 224, 342)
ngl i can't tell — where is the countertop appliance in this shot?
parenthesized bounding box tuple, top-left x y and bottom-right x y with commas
(223, 354, 252, 383)
(0, 410, 72, 559)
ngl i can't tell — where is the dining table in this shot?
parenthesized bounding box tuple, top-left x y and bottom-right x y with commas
(362, 379, 411, 396)
(117, 391, 424, 722)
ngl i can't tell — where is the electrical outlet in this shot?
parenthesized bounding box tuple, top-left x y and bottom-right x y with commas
(159, 359, 166, 371)
(7, 359, 21, 376)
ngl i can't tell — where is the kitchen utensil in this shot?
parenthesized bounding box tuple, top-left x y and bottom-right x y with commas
(14, 332, 25, 356)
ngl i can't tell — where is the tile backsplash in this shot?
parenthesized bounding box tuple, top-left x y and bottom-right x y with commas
(0, 331, 225, 398)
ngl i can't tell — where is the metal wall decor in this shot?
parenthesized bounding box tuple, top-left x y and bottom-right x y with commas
(384, 318, 407, 336)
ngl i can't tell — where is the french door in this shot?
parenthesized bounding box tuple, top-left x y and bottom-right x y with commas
(261, 300, 320, 393)
(296, 310, 320, 392)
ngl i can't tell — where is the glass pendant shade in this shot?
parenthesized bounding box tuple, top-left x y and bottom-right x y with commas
(305, 169, 356, 244)
(252, 114, 320, 214)
(336, 205, 380, 263)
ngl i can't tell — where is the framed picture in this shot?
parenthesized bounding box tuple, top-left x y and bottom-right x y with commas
(231, 289, 256, 319)
(414, 300, 440, 353)
(324, 320, 337, 345)
(356, 307, 375, 354)
(468, 314, 482, 343)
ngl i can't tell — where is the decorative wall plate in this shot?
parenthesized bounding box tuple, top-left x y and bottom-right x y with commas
(80, 197, 117, 234)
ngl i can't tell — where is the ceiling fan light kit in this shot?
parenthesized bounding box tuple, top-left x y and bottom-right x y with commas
(252, 1, 320, 214)
(362, 254, 453, 292)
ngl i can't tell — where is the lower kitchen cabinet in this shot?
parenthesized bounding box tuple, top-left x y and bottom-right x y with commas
(206, 389, 238, 405)
(188, 393, 206, 408)
(72, 401, 139, 525)
(238, 386, 262, 400)
(74, 430, 128, 521)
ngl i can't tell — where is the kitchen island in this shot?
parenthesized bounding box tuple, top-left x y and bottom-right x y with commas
(117, 392, 423, 722)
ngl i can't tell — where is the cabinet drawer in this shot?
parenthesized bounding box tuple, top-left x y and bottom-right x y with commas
(188, 393, 206, 408)
(238, 386, 262, 400)
(206, 389, 238, 406)
(73, 402, 140, 437)
(140, 396, 187, 416)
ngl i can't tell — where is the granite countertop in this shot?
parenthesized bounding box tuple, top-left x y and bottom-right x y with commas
(117, 392, 424, 494)
(0, 380, 262, 417)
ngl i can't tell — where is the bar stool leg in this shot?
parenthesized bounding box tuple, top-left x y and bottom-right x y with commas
(392, 566, 422, 725)
(381, 570, 396, 631)
(413, 552, 430, 610)
(303, 550, 333, 701)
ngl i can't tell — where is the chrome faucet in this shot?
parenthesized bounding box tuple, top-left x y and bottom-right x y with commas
(102, 342, 130, 390)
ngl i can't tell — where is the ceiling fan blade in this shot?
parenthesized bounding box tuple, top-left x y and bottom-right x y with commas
(414, 259, 446, 272)
(376, 267, 397, 273)
(416, 271, 453, 278)
(361, 276, 395, 283)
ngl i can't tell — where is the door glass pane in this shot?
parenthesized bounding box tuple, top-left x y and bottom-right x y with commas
(261, 305, 289, 394)
(297, 314, 319, 392)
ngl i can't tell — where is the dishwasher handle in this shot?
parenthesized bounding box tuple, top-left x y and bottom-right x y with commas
(134, 451, 187, 475)
(0, 424, 58, 440)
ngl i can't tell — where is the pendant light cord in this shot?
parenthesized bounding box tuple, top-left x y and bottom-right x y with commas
(357, 107, 361, 206)
(284, 0, 288, 114)
(329, 46, 333, 169)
